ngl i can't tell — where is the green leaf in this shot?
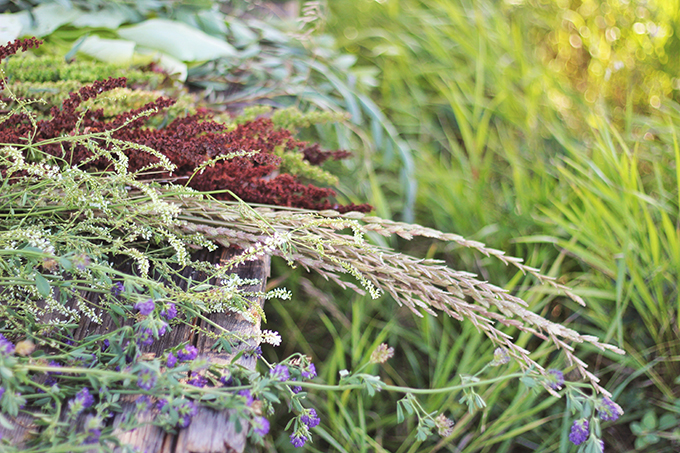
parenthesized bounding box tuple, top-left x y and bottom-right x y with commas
(33, 397, 51, 407)
(396, 403, 404, 423)
(21, 3, 81, 38)
(630, 422, 643, 436)
(634, 436, 649, 450)
(520, 376, 536, 388)
(34, 273, 51, 297)
(195, 10, 228, 38)
(226, 18, 257, 46)
(0, 13, 23, 44)
(658, 413, 677, 430)
(262, 391, 280, 404)
(642, 411, 658, 430)
(117, 19, 237, 62)
(415, 425, 430, 441)
(0, 366, 12, 379)
(644, 434, 660, 444)
(0, 413, 15, 430)
(110, 305, 125, 316)
(58, 258, 72, 270)
(78, 35, 136, 65)
(87, 374, 101, 390)
(71, 7, 129, 29)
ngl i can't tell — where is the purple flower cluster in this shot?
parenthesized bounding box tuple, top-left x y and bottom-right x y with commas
(187, 375, 208, 388)
(301, 408, 320, 428)
(290, 433, 307, 448)
(177, 400, 198, 429)
(83, 415, 105, 445)
(290, 377, 302, 394)
(161, 303, 177, 320)
(569, 419, 589, 445)
(138, 329, 155, 346)
(568, 397, 623, 447)
(166, 352, 177, 368)
(238, 389, 254, 406)
(111, 282, 125, 296)
(135, 395, 152, 413)
(134, 299, 155, 316)
(47, 360, 63, 374)
(219, 374, 233, 386)
(301, 363, 316, 379)
(270, 364, 290, 382)
(177, 344, 198, 361)
(252, 416, 270, 437)
(598, 397, 623, 421)
(72, 253, 91, 271)
(68, 387, 95, 416)
(137, 369, 157, 391)
(546, 369, 565, 390)
(83, 428, 101, 445)
(0, 334, 15, 356)
(44, 375, 58, 388)
(244, 346, 262, 359)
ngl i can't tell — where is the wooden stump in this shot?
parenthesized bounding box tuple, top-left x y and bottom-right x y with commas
(1, 247, 270, 453)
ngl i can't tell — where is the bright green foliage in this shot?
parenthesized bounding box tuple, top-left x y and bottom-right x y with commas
(531, 0, 680, 118)
(3, 54, 162, 86)
(1, 53, 194, 122)
(6, 81, 196, 120)
(271, 108, 348, 132)
(325, 0, 680, 451)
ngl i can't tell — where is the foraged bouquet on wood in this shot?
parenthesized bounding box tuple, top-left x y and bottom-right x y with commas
(0, 39, 623, 452)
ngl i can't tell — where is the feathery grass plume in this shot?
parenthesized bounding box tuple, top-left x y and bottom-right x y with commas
(176, 199, 625, 394)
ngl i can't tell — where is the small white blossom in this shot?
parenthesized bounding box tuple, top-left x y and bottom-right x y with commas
(261, 330, 281, 346)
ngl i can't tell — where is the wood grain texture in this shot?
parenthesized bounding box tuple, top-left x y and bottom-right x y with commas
(2, 247, 270, 453)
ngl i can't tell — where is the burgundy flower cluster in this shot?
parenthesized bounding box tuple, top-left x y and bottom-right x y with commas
(0, 38, 371, 213)
(0, 38, 42, 89)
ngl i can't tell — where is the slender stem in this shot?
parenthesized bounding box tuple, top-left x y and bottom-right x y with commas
(287, 372, 526, 395)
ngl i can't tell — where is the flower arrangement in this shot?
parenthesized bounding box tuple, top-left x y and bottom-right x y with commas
(0, 38, 623, 452)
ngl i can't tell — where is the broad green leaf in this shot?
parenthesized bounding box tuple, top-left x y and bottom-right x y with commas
(659, 414, 677, 430)
(35, 273, 50, 297)
(78, 35, 136, 64)
(58, 257, 72, 271)
(247, 19, 289, 44)
(117, 18, 236, 62)
(226, 18, 257, 46)
(642, 411, 658, 430)
(0, 14, 23, 44)
(333, 54, 357, 71)
(71, 8, 129, 29)
(0, 413, 14, 430)
(21, 3, 81, 38)
(196, 10, 228, 38)
(630, 422, 643, 436)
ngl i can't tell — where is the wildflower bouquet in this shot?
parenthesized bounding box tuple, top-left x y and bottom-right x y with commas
(0, 38, 623, 452)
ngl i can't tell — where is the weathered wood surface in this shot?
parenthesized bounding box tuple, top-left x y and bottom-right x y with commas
(1, 247, 270, 453)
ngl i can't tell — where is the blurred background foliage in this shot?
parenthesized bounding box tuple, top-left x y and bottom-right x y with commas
(1, 0, 679, 451)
